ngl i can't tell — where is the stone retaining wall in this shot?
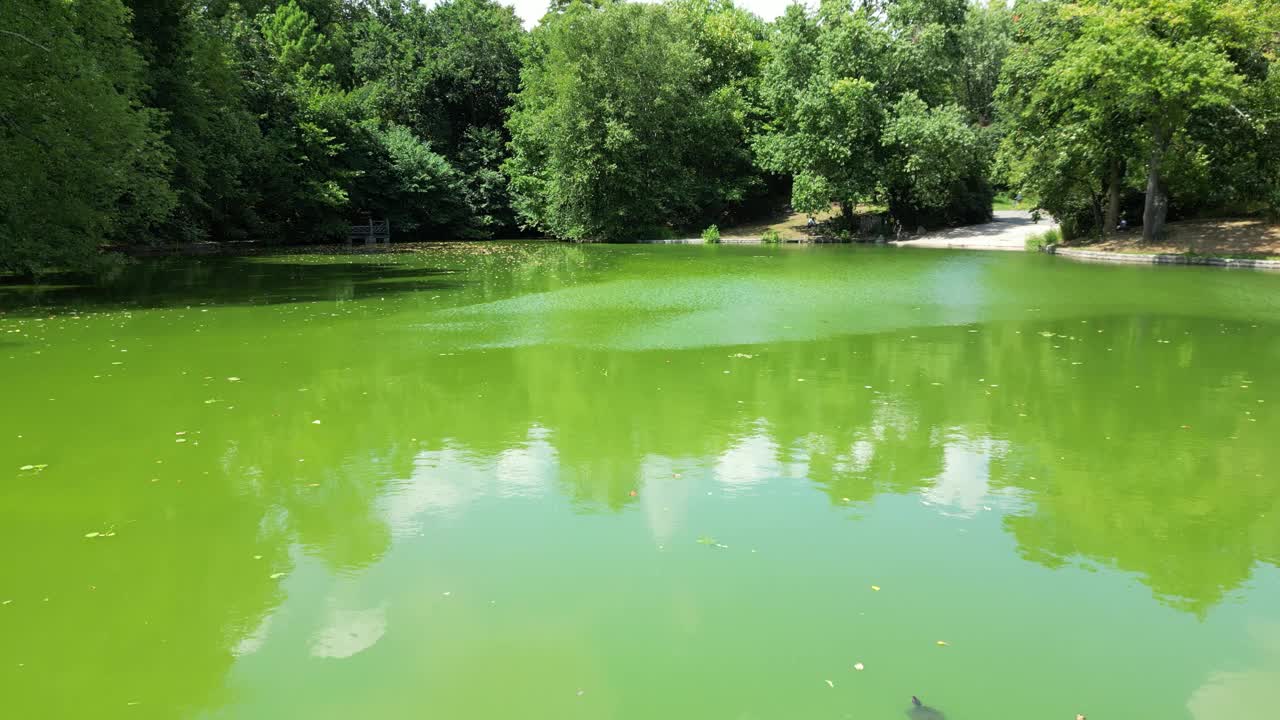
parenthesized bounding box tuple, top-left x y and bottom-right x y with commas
(1048, 245, 1280, 271)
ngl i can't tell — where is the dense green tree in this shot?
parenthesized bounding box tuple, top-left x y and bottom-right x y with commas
(349, 0, 524, 236)
(957, 0, 1014, 126)
(6, 0, 1277, 268)
(505, 0, 767, 240)
(998, 0, 1279, 241)
(126, 1, 267, 241)
(1, 0, 172, 275)
(756, 0, 995, 230)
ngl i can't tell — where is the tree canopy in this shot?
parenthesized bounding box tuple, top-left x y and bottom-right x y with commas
(2, 0, 1278, 272)
(998, 0, 1279, 240)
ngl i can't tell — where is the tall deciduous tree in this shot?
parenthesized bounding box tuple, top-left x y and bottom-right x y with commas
(756, 0, 995, 230)
(1, 0, 172, 275)
(505, 1, 763, 240)
(999, 0, 1278, 241)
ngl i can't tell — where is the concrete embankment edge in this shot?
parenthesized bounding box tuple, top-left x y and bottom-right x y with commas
(1048, 246, 1280, 271)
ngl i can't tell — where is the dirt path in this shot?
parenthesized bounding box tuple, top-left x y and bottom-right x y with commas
(890, 210, 1055, 251)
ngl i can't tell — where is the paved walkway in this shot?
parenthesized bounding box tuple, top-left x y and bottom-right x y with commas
(890, 210, 1056, 251)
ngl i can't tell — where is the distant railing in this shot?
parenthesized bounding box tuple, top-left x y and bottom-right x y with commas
(348, 218, 391, 246)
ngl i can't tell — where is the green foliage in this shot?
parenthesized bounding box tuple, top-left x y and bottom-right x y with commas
(365, 124, 467, 234)
(7, 0, 1274, 270)
(761, 228, 782, 244)
(702, 225, 722, 243)
(1025, 227, 1061, 252)
(505, 1, 766, 241)
(755, 0, 995, 229)
(998, 0, 1279, 241)
(1, 0, 173, 275)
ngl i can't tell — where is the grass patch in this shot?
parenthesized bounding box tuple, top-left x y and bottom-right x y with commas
(1025, 227, 1061, 252)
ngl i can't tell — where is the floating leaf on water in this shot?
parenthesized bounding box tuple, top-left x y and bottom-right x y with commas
(227, 377, 241, 382)
(576, 690, 585, 697)
(19, 465, 35, 471)
(871, 585, 881, 591)
(84, 532, 100, 538)
(854, 663, 865, 671)
(696, 536, 717, 546)
(269, 572, 286, 579)
(252, 555, 262, 560)
(311, 420, 321, 425)
(825, 680, 835, 688)
(936, 640, 949, 646)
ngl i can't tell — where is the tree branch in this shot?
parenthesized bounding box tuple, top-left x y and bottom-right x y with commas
(0, 29, 51, 53)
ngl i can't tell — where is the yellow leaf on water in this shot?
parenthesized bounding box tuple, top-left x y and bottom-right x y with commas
(84, 532, 100, 538)
(936, 641, 949, 646)
(269, 572, 286, 579)
(825, 680, 834, 688)
(871, 585, 880, 591)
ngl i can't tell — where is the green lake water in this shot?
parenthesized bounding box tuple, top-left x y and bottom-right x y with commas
(2, 244, 1280, 719)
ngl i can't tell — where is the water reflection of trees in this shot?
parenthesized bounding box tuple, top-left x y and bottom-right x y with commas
(6, 279, 1279, 716)
(371, 315, 1280, 614)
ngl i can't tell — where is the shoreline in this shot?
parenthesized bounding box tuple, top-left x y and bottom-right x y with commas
(1047, 245, 1280, 271)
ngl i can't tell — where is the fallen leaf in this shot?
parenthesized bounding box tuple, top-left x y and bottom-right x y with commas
(269, 572, 286, 579)
(84, 532, 100, 538)
(871, 585, 880, 592)
(825, 680, 835, 688)
(936, 640, 949, 647)
(854, 663, 865, 671)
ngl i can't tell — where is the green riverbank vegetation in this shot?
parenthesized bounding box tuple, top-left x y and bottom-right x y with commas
(3, 0, 1278, 275)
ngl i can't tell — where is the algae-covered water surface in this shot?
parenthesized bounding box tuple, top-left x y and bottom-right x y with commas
(2, 244, 1279, 719)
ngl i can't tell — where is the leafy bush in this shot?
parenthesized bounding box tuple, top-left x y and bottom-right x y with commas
(702, 225, 721, 243)
(1025, 227, 1062, 251)
(762, 229, 782, 244)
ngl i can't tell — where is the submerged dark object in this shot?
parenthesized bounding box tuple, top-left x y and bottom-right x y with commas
(907, 696, 945, 720)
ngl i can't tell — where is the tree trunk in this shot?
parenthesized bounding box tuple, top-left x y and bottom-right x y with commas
(841, 201, 855, 229)
(1105, 158, 1122, 232)
(1142, 129, 1170, 244)
(1091, 192, 1104, 241)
